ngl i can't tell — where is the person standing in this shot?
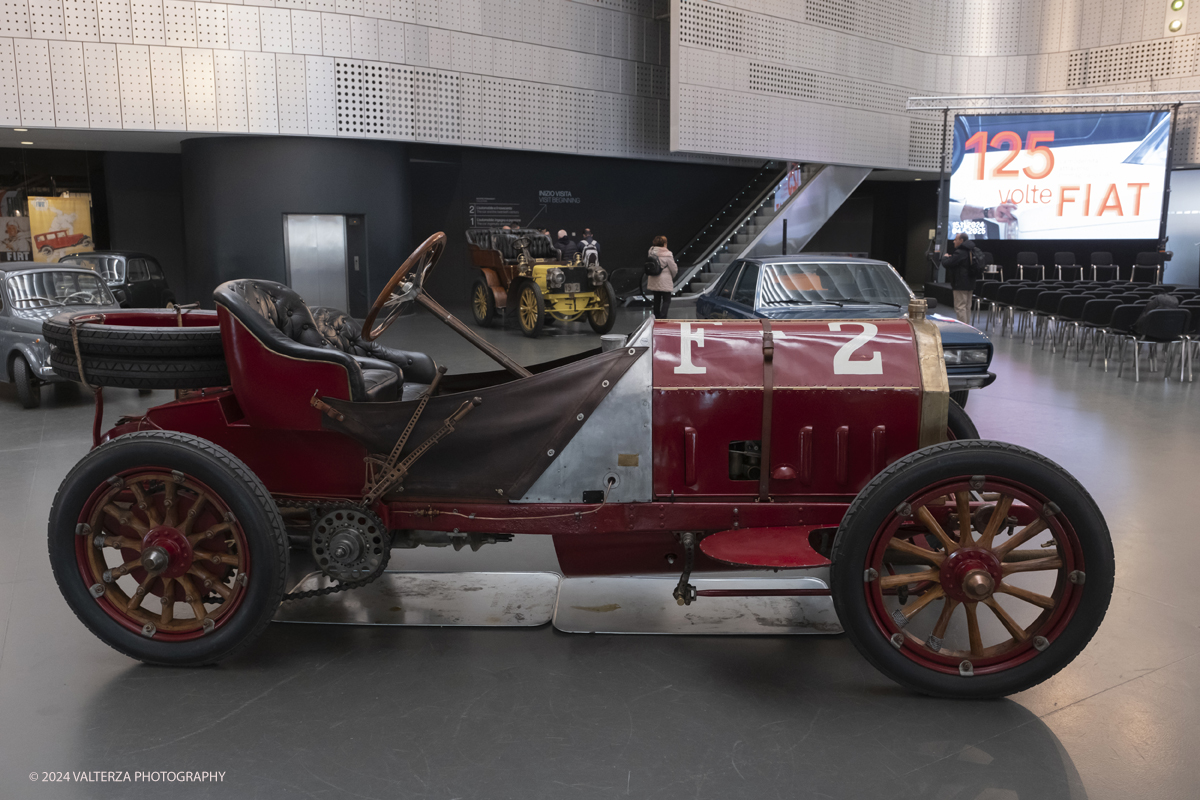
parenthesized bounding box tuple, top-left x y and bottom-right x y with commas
(579, 228, 599, 254)
(647, 235, 678, 319)
(556, 229, 579, 262)
(940, 232, 980, 324)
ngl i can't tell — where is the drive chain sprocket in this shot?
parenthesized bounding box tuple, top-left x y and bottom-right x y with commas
(274, 498, 391, 602)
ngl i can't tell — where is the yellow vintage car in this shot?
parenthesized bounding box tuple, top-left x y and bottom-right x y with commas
(466, 228, 616, 337)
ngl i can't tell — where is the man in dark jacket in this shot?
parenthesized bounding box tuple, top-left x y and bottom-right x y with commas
(556, 230, 579, 262)
(941, 233, 979, 324)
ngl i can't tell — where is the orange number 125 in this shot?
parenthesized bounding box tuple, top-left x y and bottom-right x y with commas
(963, 130, 1055, 180)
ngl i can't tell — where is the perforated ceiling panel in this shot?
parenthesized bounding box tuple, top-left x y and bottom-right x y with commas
(213, 46, 247, 130)
(245, 49, 278, 131)
(63, 0, 99, 42)
(276, 50, 306, 132)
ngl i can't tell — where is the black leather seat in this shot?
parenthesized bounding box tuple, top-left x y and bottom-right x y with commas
(214, 279, 404, 402)
(312, 306, 437, 400)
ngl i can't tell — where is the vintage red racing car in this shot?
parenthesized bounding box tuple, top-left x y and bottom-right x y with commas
(45, 233, 1114, 699)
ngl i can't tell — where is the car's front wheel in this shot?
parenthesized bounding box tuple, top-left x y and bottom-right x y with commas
(13, 355, 41, 409)
(946, 399, 979, 440)
(831, 440, 1113, 698)
(48, 431, 289, 666)
(589, 281, 616, 334)
(516, 282, 545, 338)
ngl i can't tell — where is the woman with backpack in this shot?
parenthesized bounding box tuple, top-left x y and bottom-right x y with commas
(646, 235, 678, 318)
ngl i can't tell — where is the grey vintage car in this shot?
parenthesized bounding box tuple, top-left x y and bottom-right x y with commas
(1, 266, 120, 408)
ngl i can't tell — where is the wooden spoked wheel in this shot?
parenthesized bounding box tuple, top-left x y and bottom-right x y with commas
(362, 231, 446, 341)
(76, 469, 250, 640)
(517, 283, 544, 337)
(471, 281, 494, 326)
(864, 477, 1080, 675)
(831, 440, 1112, 698)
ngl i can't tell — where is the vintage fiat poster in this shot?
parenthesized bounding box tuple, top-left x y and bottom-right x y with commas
(28, 195, 94, 263)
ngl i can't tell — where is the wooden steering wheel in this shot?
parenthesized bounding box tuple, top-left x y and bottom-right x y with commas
(361, 232, 446, 341)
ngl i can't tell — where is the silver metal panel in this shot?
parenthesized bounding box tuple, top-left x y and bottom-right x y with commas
(516, 345, 652, 504)
(284, 213, 347, 310)
(554, 575, 842, 635)
(745, 165, 872, 259)
(274, 571, 560, 627)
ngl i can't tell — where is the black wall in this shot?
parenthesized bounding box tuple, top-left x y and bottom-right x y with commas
(103, 152, 186, 298)
(180, 137, 412, 306)
(799, 179, 940, 286)
(408, 145, 761, 307)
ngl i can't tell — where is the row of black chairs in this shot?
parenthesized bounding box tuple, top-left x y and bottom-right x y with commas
(974, 280, 1199, 381)
(972, 250, 1164, 283)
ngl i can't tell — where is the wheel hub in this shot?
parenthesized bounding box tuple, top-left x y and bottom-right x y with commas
(329, 530, 365, 565)
(310, 506, 390, 583)
(141, 526, 194, 579)
(939, 548, 1003, 603)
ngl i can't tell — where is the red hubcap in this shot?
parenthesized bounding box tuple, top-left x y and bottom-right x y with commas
(939, 548, 1003, 604)
(141, 526, 194, 579)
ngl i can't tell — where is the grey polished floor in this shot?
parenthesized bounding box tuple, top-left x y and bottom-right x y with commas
(0, 306, 1196, 799)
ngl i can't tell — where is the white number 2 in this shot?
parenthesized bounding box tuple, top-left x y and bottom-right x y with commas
(828, 322, 882, 375)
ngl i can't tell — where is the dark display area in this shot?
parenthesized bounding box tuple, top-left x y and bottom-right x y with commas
(409, 145, 760, 305)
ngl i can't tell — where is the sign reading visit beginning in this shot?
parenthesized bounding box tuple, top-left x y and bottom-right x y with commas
(948, 111, 1170, 240)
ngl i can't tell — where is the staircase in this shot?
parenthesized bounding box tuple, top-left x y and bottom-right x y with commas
(676, 163, 870, 295)
(670, 161, 789, 295)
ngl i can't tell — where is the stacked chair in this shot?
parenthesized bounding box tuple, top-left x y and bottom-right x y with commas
(976, 249, 1196, 380)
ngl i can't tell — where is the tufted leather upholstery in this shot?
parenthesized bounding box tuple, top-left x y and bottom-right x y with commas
(213, 279, 400, 402)
(311, 306, 438, 385)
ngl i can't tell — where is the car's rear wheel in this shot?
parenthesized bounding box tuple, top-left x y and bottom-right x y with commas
(831, 440, 1113, 698)
(589, 281, 617, 334)
(13, 355, 40, 408)
(470, 279, 495, 327)
(48, 432, 288, 666)
(517, 282, 545, 338)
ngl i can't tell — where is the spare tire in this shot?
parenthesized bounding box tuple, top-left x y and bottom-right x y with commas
(43, 309, 223, 359)
(50, 350, 230, 390)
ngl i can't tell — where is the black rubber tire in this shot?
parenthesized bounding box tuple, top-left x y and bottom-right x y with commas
(946, 398, 979, 441)
(589, 281, 617, 334)
(950, 389, 970, 408)
(470, 279, 496, 327)
(830, 440, 1113, 699)
(516, 282, 545, 338)
(50, 350, 230, 390)
(13, 355, 40, 409)
(47, 431, 289, 666)
(43, 316, 223, 358)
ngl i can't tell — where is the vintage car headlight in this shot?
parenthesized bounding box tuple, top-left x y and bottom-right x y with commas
(944, 347, 990, 366)
(589, 267, 607, 285)
(546, 268, 566, 289)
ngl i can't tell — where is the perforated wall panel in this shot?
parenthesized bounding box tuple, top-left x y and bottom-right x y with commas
(129, 0, 164, 45)
(97, 0, 131, 42)
(116, 42, 152, 127)
(83, 40, 120, 125)
(0, 3, 30, 39)
(49, 39, 88, 126)
(15, 37, 54, 124)
(245, 49, 277, 130)
(350, 14, 375, 58)
(305, 52, 334, 132)
(182, 46, 216, 129)
(0, 37, 20, 124)
(63, 0, 99, 41)
(225, 5, 258, 49)
(28, 0, 64, 40)
(321, 11, 349, 55)
(290, 8, 320, 53)
(213, 46, 246, 129)
(195, 2, 226, 47)
(276, 50, 306, 131)
(150, 45, 185, 128)
(259, 6, 289, 50)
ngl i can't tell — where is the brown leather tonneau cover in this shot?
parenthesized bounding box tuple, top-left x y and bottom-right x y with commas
(321, 347, 645, 500)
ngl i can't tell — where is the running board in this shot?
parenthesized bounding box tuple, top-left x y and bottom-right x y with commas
(274, 572, 841, 635)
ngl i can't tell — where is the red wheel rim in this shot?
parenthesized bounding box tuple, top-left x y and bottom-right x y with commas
(74, 468, 252, 641)
(863, 477, 1085, 676)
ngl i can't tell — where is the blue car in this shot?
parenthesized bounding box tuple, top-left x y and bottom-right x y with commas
(694, 255, 996, 407)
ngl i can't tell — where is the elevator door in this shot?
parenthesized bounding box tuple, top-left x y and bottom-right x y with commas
(284, 214, 348, 311)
